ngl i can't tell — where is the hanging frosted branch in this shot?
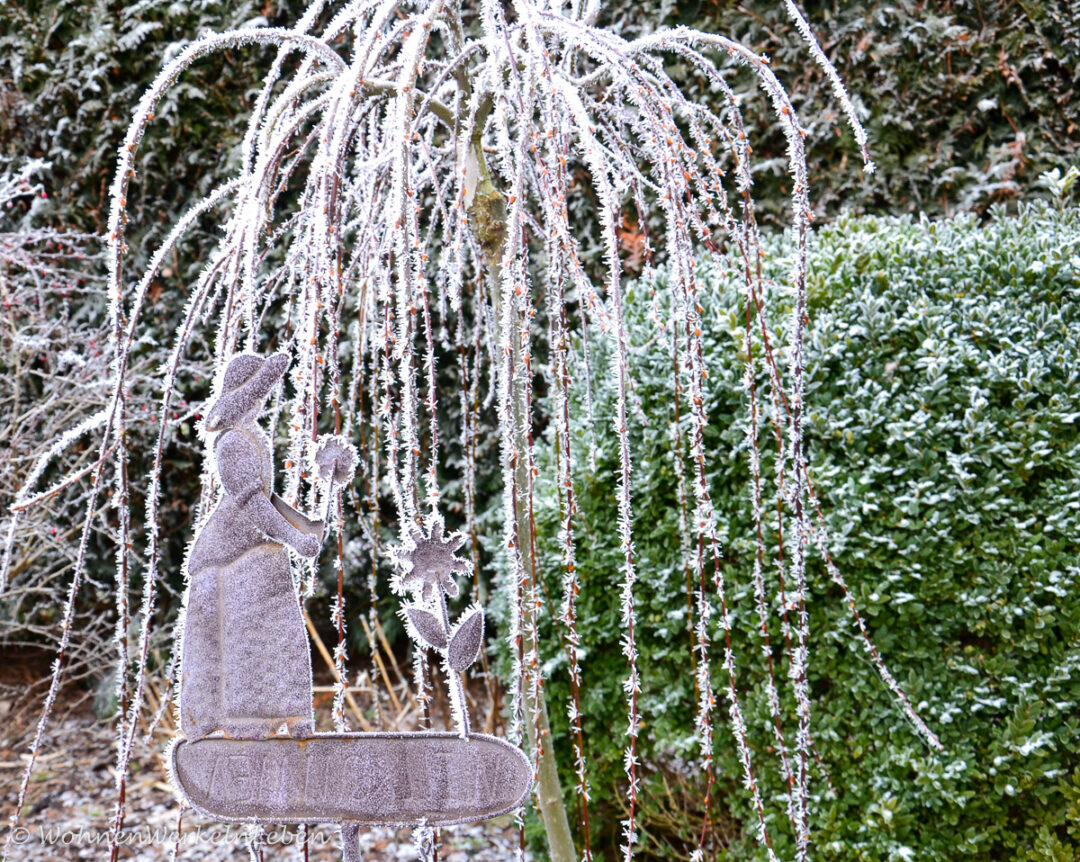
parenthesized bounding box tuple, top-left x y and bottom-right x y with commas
(780, 0, 875, 172)
(737, 253, 799, 835)
(803, 474, 943, 751)
(3, 438, 112, 858)
(550, 249, 593, 860)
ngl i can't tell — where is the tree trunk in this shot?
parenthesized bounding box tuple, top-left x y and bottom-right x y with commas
(469, 144, 576, 862)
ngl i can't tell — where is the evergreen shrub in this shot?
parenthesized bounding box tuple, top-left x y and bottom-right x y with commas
(522, 202, 1080, 859)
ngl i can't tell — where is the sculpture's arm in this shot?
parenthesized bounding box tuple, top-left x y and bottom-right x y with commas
(216, 430, 321, 557)
(271, 493, 325, 537)
(240, 495, 322, 557)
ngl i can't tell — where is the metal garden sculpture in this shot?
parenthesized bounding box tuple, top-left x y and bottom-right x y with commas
(169, 351, 530, 861)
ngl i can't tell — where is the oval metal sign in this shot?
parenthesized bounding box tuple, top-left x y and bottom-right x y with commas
(169, 732, 533, 827)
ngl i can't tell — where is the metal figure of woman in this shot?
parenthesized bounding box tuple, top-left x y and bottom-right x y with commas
(178, 351, 334, 740)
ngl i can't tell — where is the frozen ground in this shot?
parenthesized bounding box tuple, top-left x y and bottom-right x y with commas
(1, 656, 527, 861)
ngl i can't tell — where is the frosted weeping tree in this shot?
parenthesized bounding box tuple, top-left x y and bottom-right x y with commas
(3, 0, 944, 860)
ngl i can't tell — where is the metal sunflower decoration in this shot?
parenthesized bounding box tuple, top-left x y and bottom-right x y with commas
(391, 512, 484, 737)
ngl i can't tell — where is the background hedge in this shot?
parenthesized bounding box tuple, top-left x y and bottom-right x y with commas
(515, 201, 1080, 859)
(2, 0, 1077, 240)
(611, 0, 1080, 223)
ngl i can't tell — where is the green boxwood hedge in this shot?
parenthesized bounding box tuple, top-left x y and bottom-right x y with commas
(516, 201, 1080, 859)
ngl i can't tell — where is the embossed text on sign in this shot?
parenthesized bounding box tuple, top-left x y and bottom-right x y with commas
(170, 733, 532, 826)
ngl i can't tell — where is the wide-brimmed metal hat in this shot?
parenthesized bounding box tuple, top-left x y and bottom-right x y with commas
(204, 351, 289, 432)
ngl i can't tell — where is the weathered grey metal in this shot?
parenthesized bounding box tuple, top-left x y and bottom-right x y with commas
(171, 351, 531, 849)
(312, 435, 358, 484)
(395, 517, 472, 601)
(179, 351, 326, 740)
(446, 607, 484, 673)
(340, 822, 362, 862)
(392, 515, 485, 738)
(168, 733, 533, 826)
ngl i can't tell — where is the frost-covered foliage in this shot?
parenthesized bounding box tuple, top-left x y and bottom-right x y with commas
(0, 2, 304, 242)
(593, 0, 1080, 224)
(4, 0, 1077, 247)
(4, 2, 940, 860)
(526, 201, 1080, 859)
(0, 161, 118, 691)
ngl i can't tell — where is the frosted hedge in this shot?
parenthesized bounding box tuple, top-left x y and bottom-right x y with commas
(524, 201, 1080, 857)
